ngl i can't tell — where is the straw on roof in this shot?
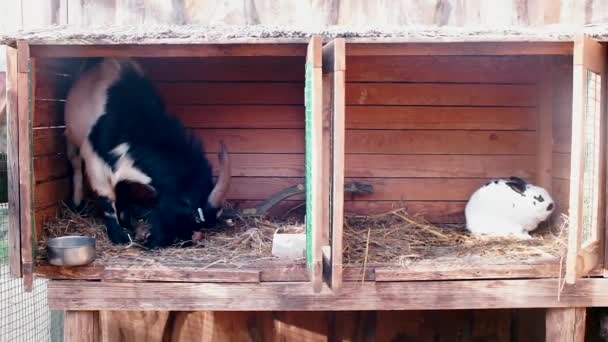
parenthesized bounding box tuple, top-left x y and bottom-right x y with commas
(3, 24, 608, 46)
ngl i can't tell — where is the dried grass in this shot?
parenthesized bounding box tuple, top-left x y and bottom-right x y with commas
(343, 209, 568, 266)
(38, 202, 304, 268)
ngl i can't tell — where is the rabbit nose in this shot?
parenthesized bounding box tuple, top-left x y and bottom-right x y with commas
(547, 203, 554, 211)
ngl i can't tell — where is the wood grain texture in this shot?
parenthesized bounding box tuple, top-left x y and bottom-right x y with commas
(346, 42, 573, 57)
(347, 55, 540, 83)
(103, 267, 261, 283)
(65, 311, 100, 342)
(17, 41, 33, 291)
(157, 82, 303, 105)
(33, 100, 65, 127)
(545, 307, 587, 342)
(139, 56, 305, 81)
(345, 130, 536, 155)
(48, 278, 608, 311)
(346, 106, 537, 130)
(345, 155, 535, 178)
(171, 105, 304, 129)
(6, 46, 21, 277)
(537, 57, 554, 190)
(100, 311, 168, 342)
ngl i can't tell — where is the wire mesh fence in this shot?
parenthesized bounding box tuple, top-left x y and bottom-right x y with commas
(0, 157, 63, 341)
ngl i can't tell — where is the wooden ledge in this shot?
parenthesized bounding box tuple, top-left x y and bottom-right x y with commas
(49, 278, 608, 311)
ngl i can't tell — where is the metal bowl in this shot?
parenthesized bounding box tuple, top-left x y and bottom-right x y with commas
(47, 236, 96, 266)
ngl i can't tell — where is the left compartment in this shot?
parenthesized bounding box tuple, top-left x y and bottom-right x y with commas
(8, 39, 325, 290)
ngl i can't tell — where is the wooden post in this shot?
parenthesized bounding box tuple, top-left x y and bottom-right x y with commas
(6, 46, 21, 277)
(16, 40, 34, 291)
(64, 310, 100, 342)
(537, 56, 553, 191)
(545, 308, 586, 342)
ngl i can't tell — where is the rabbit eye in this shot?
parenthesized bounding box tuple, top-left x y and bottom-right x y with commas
(547, 203, 554, 211)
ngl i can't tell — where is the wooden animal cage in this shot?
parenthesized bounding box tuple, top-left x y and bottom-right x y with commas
(5, 37, 328, 291)
(5, 29, 608, 324)
(325, 35, 608, 288)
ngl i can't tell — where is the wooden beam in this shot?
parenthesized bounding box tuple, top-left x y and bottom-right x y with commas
(48, 278, 608, 311)
(29, 43, 307, 58)
(102, 267, 261, 283)
(346, 42, 574, 56)
(17, 41, 33, 291)
(6, 46, 20, 277)
(545, 308, 586, 342)
(64, 311, 100, 342)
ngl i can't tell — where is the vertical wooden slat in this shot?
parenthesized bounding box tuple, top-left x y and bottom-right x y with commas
(306, 36, 323, 292)
(322, 38, 345, 289)
(537, 56, 553, 191)
(566, 35, 606, 284)
(16, 41, 34, 290)
(6, 46, 20, 277)
(545, 307, 586, 342)
(65, 311, 100, 342)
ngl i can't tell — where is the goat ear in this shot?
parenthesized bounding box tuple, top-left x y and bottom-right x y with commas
(117, 181, 158, 206)
(506, 177, 527, 195)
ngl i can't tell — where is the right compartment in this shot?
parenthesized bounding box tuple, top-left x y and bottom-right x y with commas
(326, 37, 607, 286)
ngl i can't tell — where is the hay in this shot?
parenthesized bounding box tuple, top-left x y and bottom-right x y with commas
(38, 202, 304, 268)
(343, 209, 567, 266)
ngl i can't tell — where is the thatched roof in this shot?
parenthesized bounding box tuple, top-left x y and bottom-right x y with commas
(2, 24, 608, 46)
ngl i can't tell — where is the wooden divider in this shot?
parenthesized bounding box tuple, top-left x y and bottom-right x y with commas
(322, 38, 345, 289)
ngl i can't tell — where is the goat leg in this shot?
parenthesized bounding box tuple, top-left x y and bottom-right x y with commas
(98, 196, 131, 244)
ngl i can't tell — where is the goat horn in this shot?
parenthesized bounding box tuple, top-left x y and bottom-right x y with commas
(207, 141, 231, 208)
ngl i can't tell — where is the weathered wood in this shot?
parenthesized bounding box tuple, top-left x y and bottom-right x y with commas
(17, 41, 33, 291)
(35, 264, 104, 280)
(373, 262, 561, 281)
(48, 278, 608, 311)
(64, 310, 100, 342)
(343, 201, 466, 224)
(33, 155, 69, 183)
(33, 100, 65, 127)
(537, 57, 554, 191)
(34, 177, 70, 207)
(329, 38, 345, 289)
(346, 83, 536, 106)
(545, 308, 586, 342)
(566, 35, 606, 284)
(346, 106, 537, 130)
(100, 311, 168, 342)
(103, 267, 261, 283)
(306, 35, 323, 293)
(346, 42, 573, 56)
(6, 46, 21, 277)
(30, 44, 307, 58)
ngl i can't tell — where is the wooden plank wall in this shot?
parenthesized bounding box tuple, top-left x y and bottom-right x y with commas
(343, 55, 542, 223)
(552, 56, 574, 218)
(32, 56, 307, 232)
(95, 308, 546, 341)
(1, 0, 607, 31)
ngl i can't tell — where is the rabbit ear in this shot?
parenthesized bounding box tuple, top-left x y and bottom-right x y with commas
(506, 177, 527, 195)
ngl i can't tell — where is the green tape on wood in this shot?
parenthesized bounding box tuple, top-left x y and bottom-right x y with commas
(304, 62, 313, 269)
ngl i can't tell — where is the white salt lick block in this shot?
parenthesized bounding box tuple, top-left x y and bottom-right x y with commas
(271, 232, 306, 259)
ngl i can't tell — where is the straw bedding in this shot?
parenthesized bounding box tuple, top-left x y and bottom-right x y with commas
(38, 203, 567, 268)
(38, 203, 304, 268)
(343, 209, 567, 266)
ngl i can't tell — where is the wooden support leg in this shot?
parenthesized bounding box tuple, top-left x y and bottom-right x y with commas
(64, 310, 100, 342)
(545, 307, 586, 342)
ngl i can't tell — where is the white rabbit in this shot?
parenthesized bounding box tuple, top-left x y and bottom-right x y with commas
(465, 177, 555, 239)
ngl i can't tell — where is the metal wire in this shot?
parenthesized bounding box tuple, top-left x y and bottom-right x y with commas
(581, 70, 602, 245)
(0, 154, 63, 341)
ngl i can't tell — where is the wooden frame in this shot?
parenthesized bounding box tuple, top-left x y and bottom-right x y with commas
(322, 38, 346, 289)
(6, 46, 21, 277)
(566, 35, 607, 284)
(47, 278, 608, 311)
(11, 39, 327, 291)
